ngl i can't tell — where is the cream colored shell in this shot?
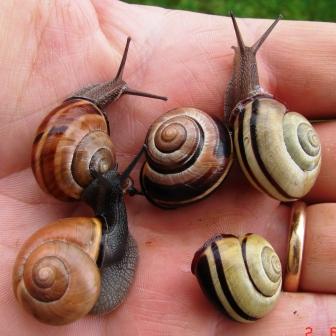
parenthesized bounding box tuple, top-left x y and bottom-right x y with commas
(192, 233, 282, 323)
(233, 97, 321, 201)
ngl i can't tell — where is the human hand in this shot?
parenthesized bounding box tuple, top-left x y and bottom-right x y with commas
(1, 1, 336, 335)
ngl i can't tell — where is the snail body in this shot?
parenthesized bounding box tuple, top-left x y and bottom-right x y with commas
(32, 37, 166, 201)
(225, 14, 321, 201)
(140, 107, 233, 208)
(191, 233, 282, 323)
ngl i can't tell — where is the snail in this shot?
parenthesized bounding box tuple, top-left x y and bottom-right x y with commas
(140, 107, 233, 208)
(32, 37, 167, 201)
(13, 149, 145, 325)
(224, 13, 321, 201)
(191, 233, 282, 323)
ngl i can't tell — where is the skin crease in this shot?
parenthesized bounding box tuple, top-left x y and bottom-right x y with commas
(0, 0, 335, 335)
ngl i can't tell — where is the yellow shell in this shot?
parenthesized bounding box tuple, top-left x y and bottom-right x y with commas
(192, 233, 282, 323)
(233, 97, 321, 201)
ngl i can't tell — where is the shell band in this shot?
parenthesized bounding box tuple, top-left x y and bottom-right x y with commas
(191, 234, 281, 323)
(284, 201, 306, 292)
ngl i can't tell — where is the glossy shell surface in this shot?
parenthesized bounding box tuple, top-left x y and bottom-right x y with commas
(233, 97, 321, 201)
(141, 107, 233, 208)
(192, 233, 282, 323)
(32, 99, 116, 201)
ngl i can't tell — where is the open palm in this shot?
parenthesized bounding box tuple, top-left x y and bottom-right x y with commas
(1, 1, 336, 335)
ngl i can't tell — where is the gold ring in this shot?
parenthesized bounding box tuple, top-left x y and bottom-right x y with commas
(284, 201, 306, 292)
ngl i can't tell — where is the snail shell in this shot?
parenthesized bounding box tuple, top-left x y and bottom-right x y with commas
(233, 97, 321, 201)
(13, 217, 102, 325)
(32, 99, 116, 201)
(191, 233, 282, 323)
(141, 107, 233, 208)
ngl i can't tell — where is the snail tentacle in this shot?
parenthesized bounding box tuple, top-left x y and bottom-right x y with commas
(69, 37, 167, 108)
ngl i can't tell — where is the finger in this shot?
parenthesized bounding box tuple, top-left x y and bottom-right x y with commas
(94, 1, 336, 120)
(135, 196, 336, 295)
(0, 0, 129, 178)
(98, 4, 336, 192)
(256, 19, 336, 120)
(305, 121, 336, 202)
(300, 203, 336, 293)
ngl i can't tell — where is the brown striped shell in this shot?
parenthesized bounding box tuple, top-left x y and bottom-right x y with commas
(32, 99, 116, 201)
(232, 97, 321, 201)
(12, 217, 102, 325)
(140, 107, 233, 208)
(191, 233, 282, 323)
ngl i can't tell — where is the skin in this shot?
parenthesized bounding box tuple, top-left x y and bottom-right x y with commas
(0, 0, 336, 335)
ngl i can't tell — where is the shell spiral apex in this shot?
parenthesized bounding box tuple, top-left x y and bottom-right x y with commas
(141, 107, 233, 208)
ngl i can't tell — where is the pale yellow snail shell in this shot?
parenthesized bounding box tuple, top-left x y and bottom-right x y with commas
(233, 97, 321, 201)
(192, 233, 282, 323)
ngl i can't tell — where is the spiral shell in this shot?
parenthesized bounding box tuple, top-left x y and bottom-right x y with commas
(233, 97, 321, 201)
(141, 107, 233, 208)
(32, 99, 116, 201)
(192, 233, 282, 323)
(13, 217, 102, 325)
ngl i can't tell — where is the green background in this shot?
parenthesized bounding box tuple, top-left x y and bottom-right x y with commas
(126, 0, 336, 22)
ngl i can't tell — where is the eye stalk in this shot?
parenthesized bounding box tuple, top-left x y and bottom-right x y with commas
(224, 12, 282, 125)
(228, 11, 282, 55)
(69, 37, 168, 110)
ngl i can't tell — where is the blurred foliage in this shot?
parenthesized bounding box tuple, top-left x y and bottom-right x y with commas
(126, 0, 336, 22)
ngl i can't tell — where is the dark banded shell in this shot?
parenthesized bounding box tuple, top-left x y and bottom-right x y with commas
(32, 99, 116, 201)
(233, 97, 321, 201)
(191, 233, 282, 323)
(140, 107, 233, 208)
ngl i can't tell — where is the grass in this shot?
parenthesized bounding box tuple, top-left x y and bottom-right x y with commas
(126, 0, 336, 21)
